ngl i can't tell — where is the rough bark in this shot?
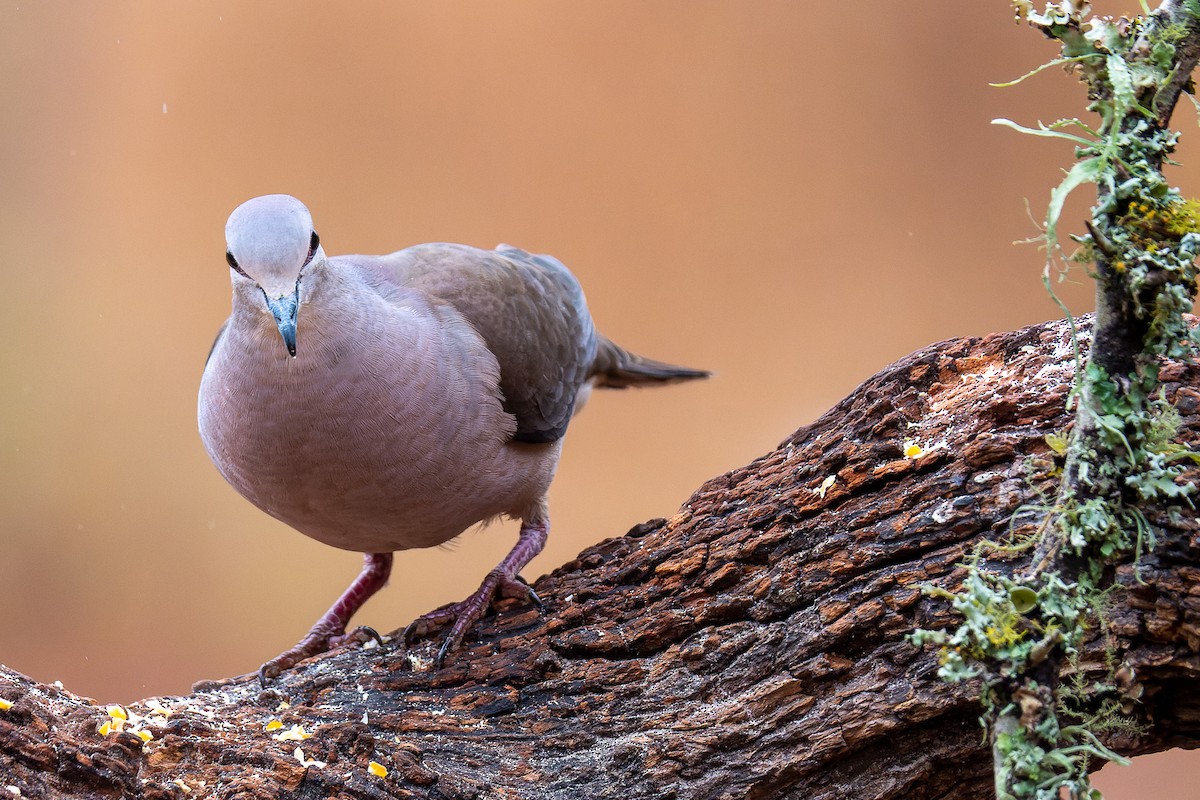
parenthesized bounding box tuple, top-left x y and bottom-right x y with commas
(1, 316, 1198, 800)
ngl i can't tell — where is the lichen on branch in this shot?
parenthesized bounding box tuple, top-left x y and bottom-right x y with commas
(913, 3, 1200, 799)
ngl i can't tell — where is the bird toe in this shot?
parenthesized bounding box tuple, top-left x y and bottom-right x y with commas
(405, 570, 544, 668)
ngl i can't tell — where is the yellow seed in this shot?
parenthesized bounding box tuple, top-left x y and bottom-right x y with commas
(265, 719, 284, 731)
(0, 698, 13, 711)
(98, 721, 112, 736)
(107, 705, 128, 720)
(904, 444, 923, 458)
(275, 724, 312, 741)
(368, 761, 388, 778)
(136, 729, 154, 743)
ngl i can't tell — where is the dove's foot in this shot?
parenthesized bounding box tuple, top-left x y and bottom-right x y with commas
(258, 552, 393, 684)
(405, 571, 543, 667)
(405, 512, 549, 668)
(259, 625, 383, 683)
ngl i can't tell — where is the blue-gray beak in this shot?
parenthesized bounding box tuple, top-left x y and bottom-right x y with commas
(265, 287, 299, 357)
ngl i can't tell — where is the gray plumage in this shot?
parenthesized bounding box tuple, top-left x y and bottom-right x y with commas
(198, 194, 707, 678)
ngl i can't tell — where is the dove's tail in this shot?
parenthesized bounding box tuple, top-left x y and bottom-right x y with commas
(591, 337, 711, 389)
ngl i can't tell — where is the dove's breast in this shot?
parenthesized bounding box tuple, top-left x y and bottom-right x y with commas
(198, 280, 559, 553)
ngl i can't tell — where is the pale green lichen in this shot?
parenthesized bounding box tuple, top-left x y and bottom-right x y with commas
(912, 570, 1086, 689)
(912, 3, 1200, 799)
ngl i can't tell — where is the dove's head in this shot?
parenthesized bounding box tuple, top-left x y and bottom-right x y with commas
(224, 194, 324, 357)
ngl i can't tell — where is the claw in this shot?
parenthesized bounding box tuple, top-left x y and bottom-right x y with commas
(259, 662, 282, 686)
(258, 629, 331, 685)
(511, 575, 544, 612)
(403, 617, 432, 649)
(436, 636, 456, 670)
(358, 626, 384, 647)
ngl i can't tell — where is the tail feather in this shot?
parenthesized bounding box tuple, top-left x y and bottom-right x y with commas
(592, 337, 710, 389)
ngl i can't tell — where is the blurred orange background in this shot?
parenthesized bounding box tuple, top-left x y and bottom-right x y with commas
(0, 2, 1194, 794)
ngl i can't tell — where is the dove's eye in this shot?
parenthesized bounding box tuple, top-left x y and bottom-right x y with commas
(305, 231, 320, 265)
(226, 251, 250, 278)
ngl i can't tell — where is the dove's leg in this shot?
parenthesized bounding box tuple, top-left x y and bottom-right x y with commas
(259, 552, 393, 683)
(406, 501, 548, 667)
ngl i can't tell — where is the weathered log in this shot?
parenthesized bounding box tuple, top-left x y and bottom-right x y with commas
(1, 316, 1198, 799)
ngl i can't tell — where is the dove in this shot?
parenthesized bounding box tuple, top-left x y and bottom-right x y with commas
(198, 194, 708, 681)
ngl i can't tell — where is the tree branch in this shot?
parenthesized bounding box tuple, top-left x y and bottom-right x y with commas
(1150, 0, 1200, 128)
(1, 316, 1198, 799)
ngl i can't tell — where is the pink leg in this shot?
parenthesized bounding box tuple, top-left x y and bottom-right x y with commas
(259, 552, 393, 683)
(406, 506, 549, 667)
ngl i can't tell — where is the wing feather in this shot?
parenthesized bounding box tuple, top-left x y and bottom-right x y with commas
(339, 243, 597, 443)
